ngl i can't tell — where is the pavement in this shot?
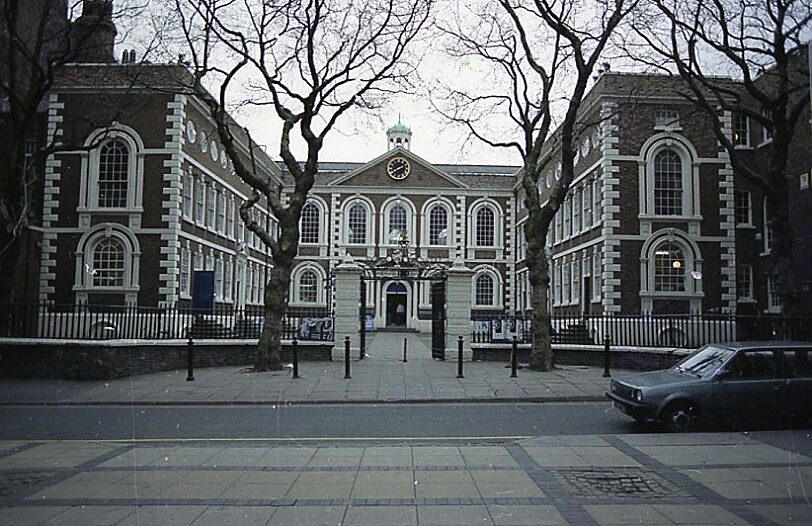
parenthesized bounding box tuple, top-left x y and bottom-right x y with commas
(0, 333, 619, 405)
(1, 332, 811, 524)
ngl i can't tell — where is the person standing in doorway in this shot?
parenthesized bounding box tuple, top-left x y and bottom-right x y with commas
(396, 302, 405, 326)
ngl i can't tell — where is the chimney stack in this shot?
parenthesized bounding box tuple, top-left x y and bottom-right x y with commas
(71, 0, 117, 63)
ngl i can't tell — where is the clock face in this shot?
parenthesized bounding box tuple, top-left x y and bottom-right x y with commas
(387, 157, 411, 180)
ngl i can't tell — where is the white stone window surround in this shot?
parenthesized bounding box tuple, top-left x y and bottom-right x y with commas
(639, 229, 704, 313)
(77, 125, 145, 228)
(420, 197, 455, 248)
(637, 134, 703, 235)
(471, 265, 503, 309)
(299, 196, 329, 246)
(418, 269, 446, 307)
(379, 196, 417, 247)
(73, 223, 141, 304)
(341, 196, 375, 247)
(290, 262, 328, 307)
(468, 198, 503, 249)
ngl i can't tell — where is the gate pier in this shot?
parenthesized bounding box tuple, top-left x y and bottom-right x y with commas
(446, 256, 472, 360)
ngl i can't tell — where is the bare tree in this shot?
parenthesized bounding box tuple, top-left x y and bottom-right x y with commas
(435, 0, 636, 370)
(626, 0, 811, 313)
(173, 0, 432, 371)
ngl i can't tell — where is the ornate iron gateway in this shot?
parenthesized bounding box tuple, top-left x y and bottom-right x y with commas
(358, 231, 448, 360)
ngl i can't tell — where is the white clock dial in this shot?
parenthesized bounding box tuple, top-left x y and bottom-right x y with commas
(387, 157, 411, 180)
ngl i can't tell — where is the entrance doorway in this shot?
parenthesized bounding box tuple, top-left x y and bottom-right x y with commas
(386, 282, 408, 327)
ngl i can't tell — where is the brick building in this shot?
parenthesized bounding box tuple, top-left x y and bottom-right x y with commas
(519, 56, 811, 317)
(24, 1, 812, 331)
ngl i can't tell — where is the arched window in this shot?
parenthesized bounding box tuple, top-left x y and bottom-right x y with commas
(429, 205, 448, 245)
(92, 238, 125, 287)
(475, 273, 494, 306)
(348, 203, 368, 244)
(388, 204, 407, 240)
(300, 202, 320, 244)
(653, 242, 685, 292)
(653, 149, 683, 215)
(97, 140, 129, 208)
(476, 207, 495, 247)
(298, 269, 318, 303)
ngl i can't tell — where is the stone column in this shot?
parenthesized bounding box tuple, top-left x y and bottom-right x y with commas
(333, 255, 362, 357)
(445, 256, 473, 360)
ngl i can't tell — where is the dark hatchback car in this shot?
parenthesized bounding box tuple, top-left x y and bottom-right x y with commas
(606, 342, 812, 431)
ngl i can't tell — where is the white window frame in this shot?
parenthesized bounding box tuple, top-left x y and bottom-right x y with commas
(78, 125, 144, 215)
(216, 190, 226, 234)
(73, 224, 141, 303)
(737, 264, 754, 301)
(182, 171, 193, 221)
(343, 199, 374, 245)
(762, 197, 773, 254)
(655, 108, 680, 130)
(471, 266, 503, 309)
(592, 251, 602, 302)
(760, 107, 773, 144)
(290, 263, 328, 307)
(381, 197, 416, 246)
(468, 199, 502, 249)
(423, 199, 454, 247)
(734, 190, 752, 226)
(194, 176, 205, 226)
(224, 258, 233, 303)
(180, 247, 191, 298)
(299, 201, 322, 245)
(733, 113, 750, 147)
(766, 274, 781, 313)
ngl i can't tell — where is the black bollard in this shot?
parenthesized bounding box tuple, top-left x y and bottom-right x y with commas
(292, 337, 299, 379)
(457, 335, 464, 378)
(603, 335, 611, 377)
(186, 335, 195, 381)
(344, 336, 351, 379)
(402, 337, 408, 363)
(510, 336, 518, 378)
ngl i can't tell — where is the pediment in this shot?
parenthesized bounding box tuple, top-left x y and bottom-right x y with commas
(327, 148, 469, 189)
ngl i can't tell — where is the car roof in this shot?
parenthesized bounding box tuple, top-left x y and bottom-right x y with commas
(708, 341, 812, 351)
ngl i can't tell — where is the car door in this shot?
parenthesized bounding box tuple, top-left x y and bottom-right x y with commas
(784, 348, 812, 422)
(713, 349, 784, 424)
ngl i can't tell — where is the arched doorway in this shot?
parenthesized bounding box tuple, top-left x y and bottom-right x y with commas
(385, 282, 408, 327)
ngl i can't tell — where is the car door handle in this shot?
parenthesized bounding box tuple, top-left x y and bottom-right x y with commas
(770, 382, 784, 390)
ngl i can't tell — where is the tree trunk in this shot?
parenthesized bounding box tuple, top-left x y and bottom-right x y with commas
(528, 251, 553, 371)
(767, 180, 799, 315)
(255, 265, 291, 371)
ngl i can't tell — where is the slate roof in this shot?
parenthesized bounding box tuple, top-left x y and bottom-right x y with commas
(280, 161, 519, 188)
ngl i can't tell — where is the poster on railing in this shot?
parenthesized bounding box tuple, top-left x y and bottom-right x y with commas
(490, 317, 523, 343)
(298, 318, 334, 341)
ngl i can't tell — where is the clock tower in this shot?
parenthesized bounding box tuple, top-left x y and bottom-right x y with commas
(386, 119, 412, 151)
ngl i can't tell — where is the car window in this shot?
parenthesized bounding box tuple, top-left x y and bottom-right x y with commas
(675, 346, 734, 378)
(783, 349, 812, 378)
(729, 350, 779, 380)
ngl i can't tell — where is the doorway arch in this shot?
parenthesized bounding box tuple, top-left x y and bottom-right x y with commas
(385, 282, 408, 327)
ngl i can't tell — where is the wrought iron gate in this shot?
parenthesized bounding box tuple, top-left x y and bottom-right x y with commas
(431, 281, 446, 360)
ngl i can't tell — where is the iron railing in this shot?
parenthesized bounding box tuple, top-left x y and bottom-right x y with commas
(471, 313, 812, 348)
(0, 303, 333, 341)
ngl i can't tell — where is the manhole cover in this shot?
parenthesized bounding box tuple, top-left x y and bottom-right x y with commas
(553, 468, 692, 499)
(0, 472, 56, 497)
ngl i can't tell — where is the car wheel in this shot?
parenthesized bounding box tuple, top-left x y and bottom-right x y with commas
(661, 402, 699, 432)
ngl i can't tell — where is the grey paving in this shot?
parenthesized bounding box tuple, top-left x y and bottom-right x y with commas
(0, 432, 810, 525)
(0, 333, 620, 405)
